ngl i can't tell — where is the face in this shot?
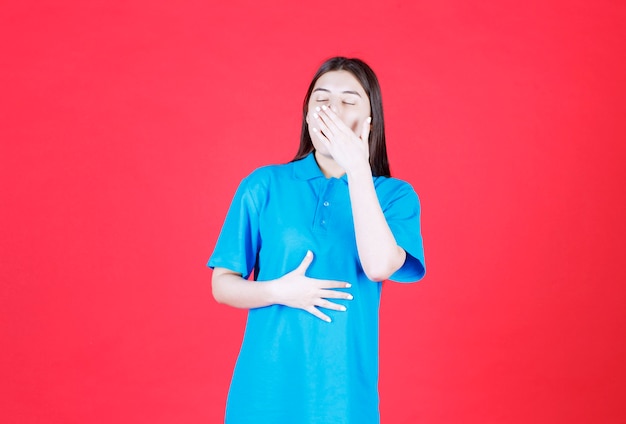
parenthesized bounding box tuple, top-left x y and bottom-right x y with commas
(306, 70, 372, 157)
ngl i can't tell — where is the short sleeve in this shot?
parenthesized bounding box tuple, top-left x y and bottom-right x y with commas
(207, 175, 262, 279)
(382, 182, 426, 283)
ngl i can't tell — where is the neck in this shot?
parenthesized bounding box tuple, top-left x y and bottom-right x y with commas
(314, 151, 345, 179)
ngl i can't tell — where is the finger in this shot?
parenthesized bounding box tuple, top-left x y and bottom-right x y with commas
(313, 110, 335, 138)
(361, 116, 372, 143)
(305, 306, 332, 323)
(311, 127, 331, 148)
(314, 280, 352, 289)
(319, 289, 354, 300)
(314, 299, 348, 312)
(294, 250, 314, 274)
(317, 105, 345, 134)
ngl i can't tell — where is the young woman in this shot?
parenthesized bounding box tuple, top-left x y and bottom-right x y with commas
(208, 57, 426, 424)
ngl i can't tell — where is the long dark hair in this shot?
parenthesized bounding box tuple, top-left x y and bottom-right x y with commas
(292, 57, 391, 177)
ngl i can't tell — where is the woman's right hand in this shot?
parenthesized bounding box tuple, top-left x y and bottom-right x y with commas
(270, 250, 353, 322)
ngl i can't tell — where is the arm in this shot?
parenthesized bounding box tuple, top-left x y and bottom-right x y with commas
(212, 251, 353, 322)
(346, 165, 406, 281)
(313, 105, 406, 281)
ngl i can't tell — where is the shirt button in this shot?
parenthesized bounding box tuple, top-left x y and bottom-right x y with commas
(323, 201, 330, 207)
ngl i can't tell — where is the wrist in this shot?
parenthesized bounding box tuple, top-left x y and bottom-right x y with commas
(346, 160, 372, 181)
(264, 279, 283, 306)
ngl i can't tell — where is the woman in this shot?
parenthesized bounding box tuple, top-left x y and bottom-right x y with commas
(208, 57, 426, 423)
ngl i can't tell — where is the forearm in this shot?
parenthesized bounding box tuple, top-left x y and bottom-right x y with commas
(347, 165, 406, 281)
(211, 256, 352, 321)
(212, 267, 276, 309)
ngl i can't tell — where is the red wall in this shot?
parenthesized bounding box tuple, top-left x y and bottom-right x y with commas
(2, 1, 625, 422)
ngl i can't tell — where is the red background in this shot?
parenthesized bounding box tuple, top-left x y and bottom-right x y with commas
(2, 1, 625, 423)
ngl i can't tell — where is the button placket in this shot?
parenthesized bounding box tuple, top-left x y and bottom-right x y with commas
(313, 180, 335, 232)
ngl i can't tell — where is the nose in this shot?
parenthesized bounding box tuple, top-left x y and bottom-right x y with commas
(328, 101, 342, 116)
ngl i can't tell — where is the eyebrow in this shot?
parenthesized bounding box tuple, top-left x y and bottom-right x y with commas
(312, 88, 362, 97)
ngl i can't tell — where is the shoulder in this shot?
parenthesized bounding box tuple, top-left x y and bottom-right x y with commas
(372, 176, 422, 214)
(242, 161, 295, 187)
(235, 162, 296, 205)
(374, 176, 419, 199)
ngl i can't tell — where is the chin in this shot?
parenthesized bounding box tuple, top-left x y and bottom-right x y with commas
(313, 146, 331, 158)
(310, 140, 325, 155)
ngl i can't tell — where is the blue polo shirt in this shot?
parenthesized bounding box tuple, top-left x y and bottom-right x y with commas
(208, 152, 425, 424)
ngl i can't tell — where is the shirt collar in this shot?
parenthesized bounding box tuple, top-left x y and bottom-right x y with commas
(293, 152, 348, 183)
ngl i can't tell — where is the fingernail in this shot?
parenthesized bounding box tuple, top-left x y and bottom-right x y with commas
(315, 106, 321, 112)
(306, 250, 312, 257)
(312, 127, 318, 132)
(367, 117, 372, 123)
(345, 283, 352, 288)
(313, 113, 319, 119)
(347, 294, 354, 300)
(326, 317, 332, 323)
(340, 306, 347, 311)
(321, 105, 327, 110)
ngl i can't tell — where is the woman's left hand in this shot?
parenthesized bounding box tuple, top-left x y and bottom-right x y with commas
(312, 105, 371, 174)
